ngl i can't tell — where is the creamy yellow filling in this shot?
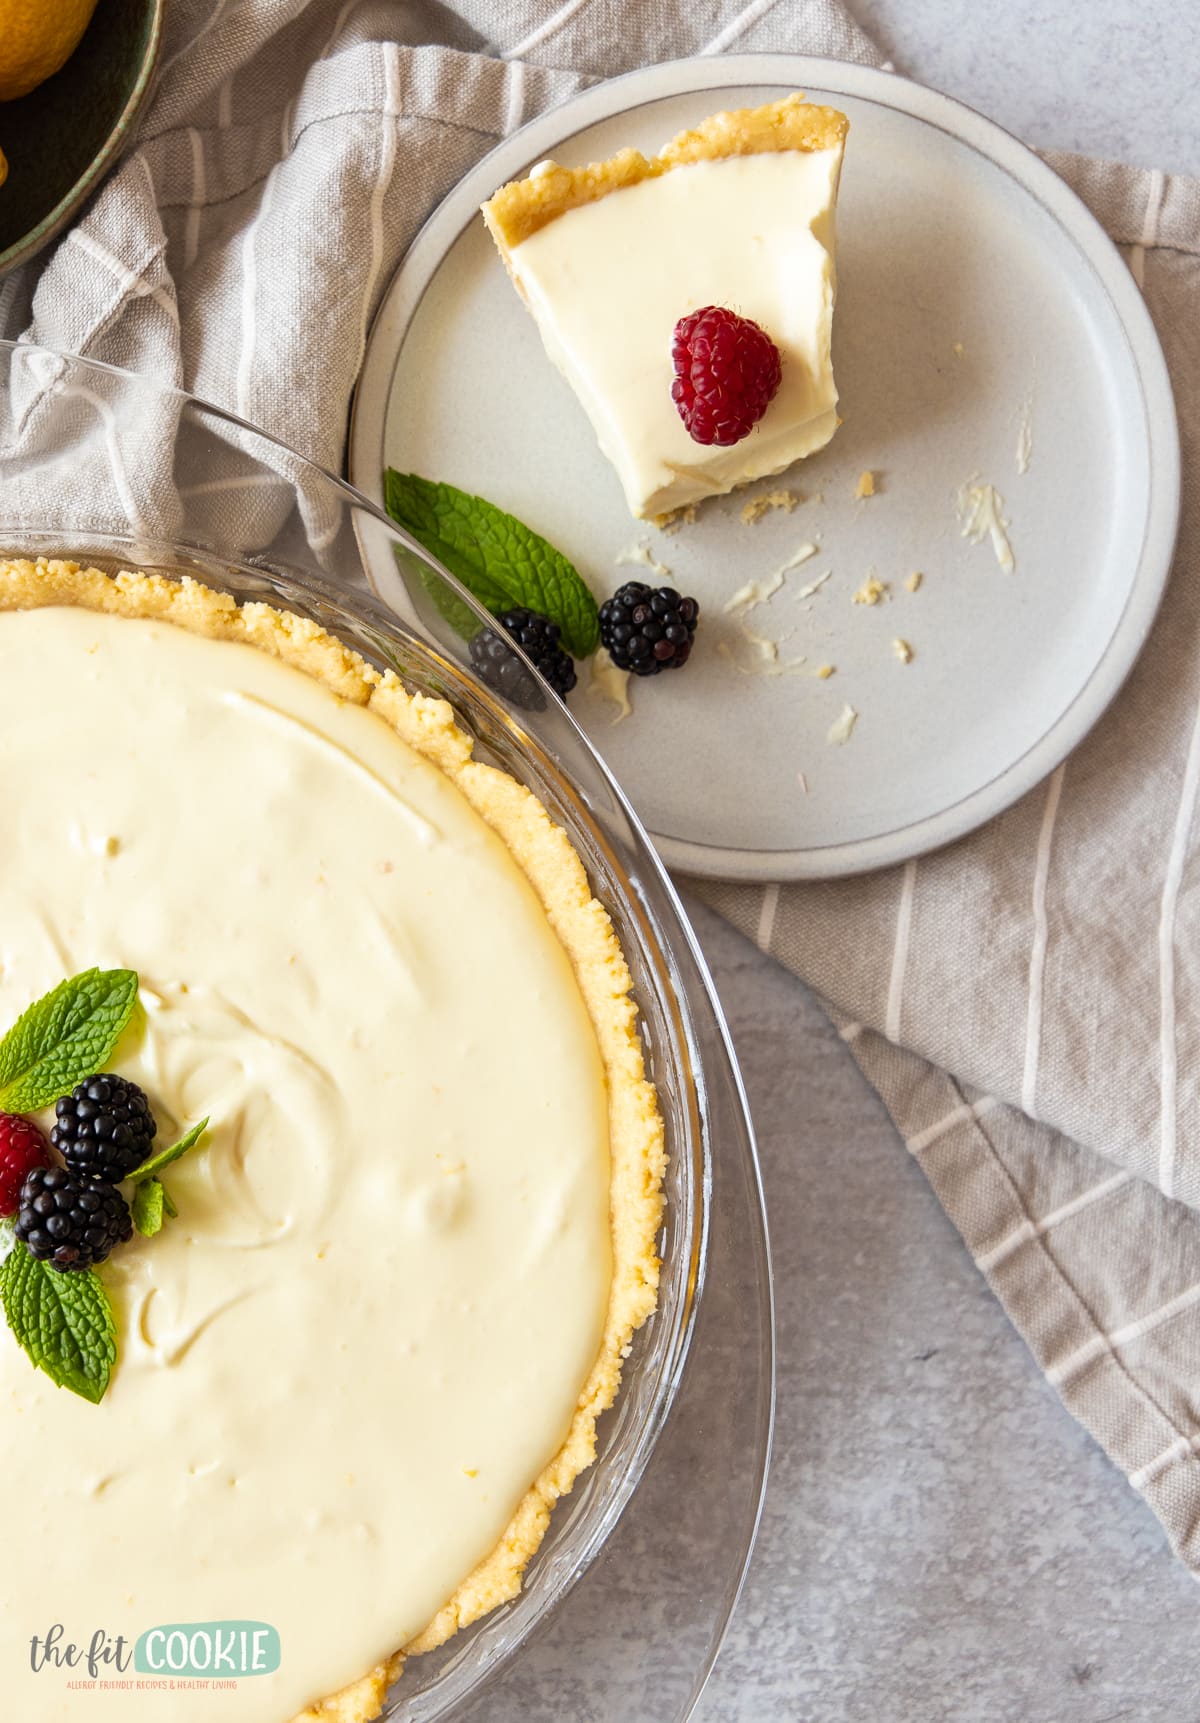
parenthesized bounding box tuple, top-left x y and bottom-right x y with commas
(0, 607, 616, 1722)
(505, 148, 844, 518)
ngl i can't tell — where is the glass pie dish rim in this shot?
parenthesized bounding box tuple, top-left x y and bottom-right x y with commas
(0, 339, 775, 1723)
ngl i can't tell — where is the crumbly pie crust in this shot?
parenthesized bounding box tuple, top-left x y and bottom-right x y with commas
(0, 559, 667, 1723)
(482, 92, 850, 252)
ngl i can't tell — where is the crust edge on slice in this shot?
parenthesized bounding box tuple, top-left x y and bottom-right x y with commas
(482, 92, 849, 252)
(0, 559, 669, 1723)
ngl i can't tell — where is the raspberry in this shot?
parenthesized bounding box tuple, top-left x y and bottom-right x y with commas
(469, 608, 577, 710)
(53, 1074, 157, 1183)
(670, 306, 782, 446)
(0, 1115, 52, 1218)
(599, 582, 700, 677)
(14, 1164, 132, 1271)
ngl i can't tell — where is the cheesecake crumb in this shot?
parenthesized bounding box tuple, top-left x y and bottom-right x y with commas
(905, 571, 923, 594)
(717, 631, 807, 678)
(727, 543, 823, 612)
(777, 540, 819, 571)
(651, 503, 696, 534)
(738, 621, 794, 667)
(740, 489, 799, 525)
(586, 648, 632, 724)
(724, 570, 786, 615)
(616, 541, 671, 579)
(797, 568, 832, 601)
(957, 476, 1015, 571)
(463, 1468, 479, 1479)
(852, 574, 889, 607)
(855, 470, 876, 499)
(1016, 394, 1034, 474)
(893, 638, 914, 664)
(797, 772, 808, 794)
(827, 704, 858, 745)
(953, 341, 965, 358)
(816, 663, 836, 680)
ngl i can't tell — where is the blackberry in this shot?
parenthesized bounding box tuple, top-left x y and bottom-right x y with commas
(469, 608, 577, 711)
(14, 1165, 132, 1271)
(598, 582, 700, 677)
(52, 1074, 157, 1183)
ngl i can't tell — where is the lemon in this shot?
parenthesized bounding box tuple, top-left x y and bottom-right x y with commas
(0, 0, 100, 104)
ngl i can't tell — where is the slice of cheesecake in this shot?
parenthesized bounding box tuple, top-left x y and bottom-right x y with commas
(482, 93, 849, 520)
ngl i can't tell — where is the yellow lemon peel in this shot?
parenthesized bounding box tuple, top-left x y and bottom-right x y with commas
(0, 0, 100, 103)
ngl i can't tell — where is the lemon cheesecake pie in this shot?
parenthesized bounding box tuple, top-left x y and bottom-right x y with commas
(482, 94, 849, 519)
(0, 559, 666, 1723)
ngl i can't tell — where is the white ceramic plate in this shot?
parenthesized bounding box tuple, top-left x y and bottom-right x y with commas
(349, 55, 1179, 882)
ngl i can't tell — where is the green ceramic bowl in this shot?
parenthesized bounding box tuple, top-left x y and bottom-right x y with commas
(0, 0, 165, 277)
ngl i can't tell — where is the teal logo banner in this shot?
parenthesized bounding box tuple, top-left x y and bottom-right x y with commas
(134, 1622, 280, 1677)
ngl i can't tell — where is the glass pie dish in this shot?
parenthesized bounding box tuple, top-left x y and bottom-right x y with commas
(0, 340, 773, 1723)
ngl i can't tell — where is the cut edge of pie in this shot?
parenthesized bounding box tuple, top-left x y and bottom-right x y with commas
(482, 92, 850, 253)
(0, 558, 668, 1723)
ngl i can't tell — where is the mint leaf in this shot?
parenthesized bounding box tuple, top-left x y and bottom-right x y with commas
(161, 1184, 178, 1220)
(0, 970, 140, 1113)
(0, 1248, 116, 1403)
(392, 543, 482, 645)
(132, 1180, 165, 1238)
(384, 470, 600, 658)
(129, 1118, 209, 1184)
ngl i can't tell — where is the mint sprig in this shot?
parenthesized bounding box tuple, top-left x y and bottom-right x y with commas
(384, 470, 601, 658)
(0, 970, 139, 1114)
(129, 1118, 209, 1185)
(0, 1248, 116, 1403)
(0, 972, 219, 1404)
(132, 1180, 166, 1238)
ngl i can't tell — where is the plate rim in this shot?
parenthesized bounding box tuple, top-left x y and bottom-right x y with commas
(349, 52, 1181, 884)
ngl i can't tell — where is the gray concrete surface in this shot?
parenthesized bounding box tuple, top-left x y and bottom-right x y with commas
(688, 905, 1199, 1723)
(854, 0, 1200, 175)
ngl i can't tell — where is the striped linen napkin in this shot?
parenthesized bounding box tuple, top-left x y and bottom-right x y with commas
(6, 0, 1200, 1572)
